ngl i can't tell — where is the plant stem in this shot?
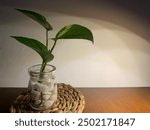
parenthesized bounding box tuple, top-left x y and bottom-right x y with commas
(40, 29, 49, 73)
(46, 29, 48, 48)
(40, 39, 57, 73)
(50, 39, 57, 53)
(40, 60, 47, 73)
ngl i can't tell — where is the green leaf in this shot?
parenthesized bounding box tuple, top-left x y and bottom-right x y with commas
(11, 36, 47, 52)
(41, 50, 54, 63)
(11, 36, 53, 62)
(15, 8, 52, 30)
(54, 24, 94, 43)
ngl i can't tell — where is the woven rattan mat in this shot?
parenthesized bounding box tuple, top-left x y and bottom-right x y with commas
(10, 83, 85, 113)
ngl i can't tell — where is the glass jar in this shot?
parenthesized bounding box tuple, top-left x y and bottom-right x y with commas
(28, 64, 57, 110)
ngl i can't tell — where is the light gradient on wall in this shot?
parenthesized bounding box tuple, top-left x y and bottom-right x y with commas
(0, 0, 150, 87)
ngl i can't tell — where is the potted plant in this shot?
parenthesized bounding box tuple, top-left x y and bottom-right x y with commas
(11, 8, 94, 110)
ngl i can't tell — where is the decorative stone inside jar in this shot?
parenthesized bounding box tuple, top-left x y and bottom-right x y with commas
(28, 64, 57, 110)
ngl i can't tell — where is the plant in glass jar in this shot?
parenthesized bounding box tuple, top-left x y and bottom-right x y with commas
(11, 8, 94, 110)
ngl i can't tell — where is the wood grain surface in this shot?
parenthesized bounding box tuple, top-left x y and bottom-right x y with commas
(80, 87, 150, 113)
(0, 87, 150, 113)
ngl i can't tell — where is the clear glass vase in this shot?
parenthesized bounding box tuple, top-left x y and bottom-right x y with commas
(28, 64, 57, 110)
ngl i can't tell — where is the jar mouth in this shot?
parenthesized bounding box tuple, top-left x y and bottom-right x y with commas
(28, 64, 56, 75)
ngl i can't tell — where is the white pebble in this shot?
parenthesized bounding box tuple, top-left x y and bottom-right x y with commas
(46, 83, 55, 91)
(30, 90, 41, 100)
(34, 100, 42, 105)
(28, 81, 36, 90)
(43, 91, 52, 95)
(35, 82, 49, 92)
(52, 84, 57, 93)
(42, 95, 50, 100)
(44, 100, 54, 108)
(50, 93, 57, 101)
(42, 92, 52, 100)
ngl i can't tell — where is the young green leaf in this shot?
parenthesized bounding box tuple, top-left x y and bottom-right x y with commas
(54, 24, 94, 43)
(15, 8, 52, 31)
(11, 36, 53, 62)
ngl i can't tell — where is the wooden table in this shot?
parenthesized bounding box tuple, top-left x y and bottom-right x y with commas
(0, 87, 150, 113)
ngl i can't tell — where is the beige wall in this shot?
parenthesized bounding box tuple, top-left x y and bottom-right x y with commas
(0, 0, 150, 87)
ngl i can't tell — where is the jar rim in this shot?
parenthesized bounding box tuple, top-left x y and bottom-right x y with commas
(28, 64, 56, 75)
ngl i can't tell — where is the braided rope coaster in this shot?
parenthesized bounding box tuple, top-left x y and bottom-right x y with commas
(10, 83, 85, 113)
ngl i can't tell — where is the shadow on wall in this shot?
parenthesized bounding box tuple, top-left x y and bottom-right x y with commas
(0, 0, 150, 42)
